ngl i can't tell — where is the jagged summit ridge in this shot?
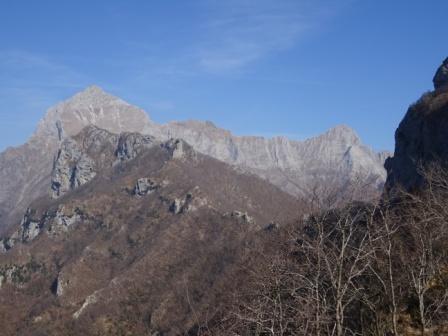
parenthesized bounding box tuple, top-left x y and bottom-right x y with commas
(159, 119, 387, 197)
(32, 86, 389, 194)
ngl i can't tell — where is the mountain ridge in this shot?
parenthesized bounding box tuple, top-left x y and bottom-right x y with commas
(0, 124, 300, 334)
(0, 86, 389, 232)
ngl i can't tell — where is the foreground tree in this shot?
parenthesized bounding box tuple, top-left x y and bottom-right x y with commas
(208, 165, 448, 335)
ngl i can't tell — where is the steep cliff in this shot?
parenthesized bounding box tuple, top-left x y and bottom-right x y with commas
(385, 58, 448, 192)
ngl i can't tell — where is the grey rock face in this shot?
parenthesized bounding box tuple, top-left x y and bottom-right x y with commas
(34, 86, 156, 141)
(53, 273, 69, 296)
(51, 129, 160, 198)
(169, 199, 184, 214)
(52, 206, 81, 233)
(51, 138, 96, 198)
(0, 240, 8, 254)
(433, 57, 448, 90)
(116, 133, 156, 162)
(20, 208, 41, 242)
(0, 209, 42, 249)
(0, 234, 18, 253)
(1, 206, 83, 252)
(169, 194, 193, 214)
(230, 211, 255, 225)
(160, 122, 388, 197)
(162, 138, 196, 162)
(134, 178, 159, 196)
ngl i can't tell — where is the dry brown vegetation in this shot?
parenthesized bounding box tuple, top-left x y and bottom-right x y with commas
(204, 165, 448, 336)
(0, 134, 301, 336)
(1, 126, 447, 335)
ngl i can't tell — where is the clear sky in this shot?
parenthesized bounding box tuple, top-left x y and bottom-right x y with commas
(0, 0, 447, 152)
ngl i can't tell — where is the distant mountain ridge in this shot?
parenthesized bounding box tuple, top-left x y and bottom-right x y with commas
(0, 86, 389, 231)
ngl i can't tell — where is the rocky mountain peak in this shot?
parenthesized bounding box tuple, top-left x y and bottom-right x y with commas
(321, 124, 361, 145)
(60, 85, 126, 109)
(33, 85, 154, 142)
(433, 57, 448, 90)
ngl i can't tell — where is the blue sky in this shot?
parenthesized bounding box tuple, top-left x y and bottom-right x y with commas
(0, 0, 447, 152)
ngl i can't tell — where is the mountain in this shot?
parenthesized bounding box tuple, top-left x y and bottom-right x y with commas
(204, 58, 448, 336)
(159, 120, 388, 197)
(0, 86, 388, 232)
(0, 126, 299, 335)
(0, 86, 159, 233)
(34, 85, 155, 141)
(385, 58, 448, 192)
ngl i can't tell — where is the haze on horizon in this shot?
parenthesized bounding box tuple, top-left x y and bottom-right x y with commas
(0, 0, 447, 152)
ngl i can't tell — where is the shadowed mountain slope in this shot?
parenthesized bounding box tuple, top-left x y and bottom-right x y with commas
(385, 58, 448, 192)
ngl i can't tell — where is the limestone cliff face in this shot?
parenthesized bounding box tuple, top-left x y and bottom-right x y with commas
(115, 132, 156, 162)
(51, 127, 160, 198)
(159, 121, 388, 197)
(385, 57, 448, 192)
(51, 138, 97, 198)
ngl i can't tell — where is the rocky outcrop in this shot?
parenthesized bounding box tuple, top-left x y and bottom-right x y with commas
(115, 133, 156, 162)
(52, 273, 69, 297)
(0, 240, 9, 253)
(385, 57, 448, 192)
(168, 188, 210, 214)
(0, 206, 85, 252)
(51, 138, 96, 198)
(162, 138, 197, 162)
(433, 57, 448, 90)
(52, 129, 159, 198)
(1, 209, 43, 247)
(133, 178, 159, 196)
(50, 206, 82, 234)
(169, 194, 193, 214)
(0, 233, 18, 253)
(229, 211, 255, 225)
(20, 208, 42, 242)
